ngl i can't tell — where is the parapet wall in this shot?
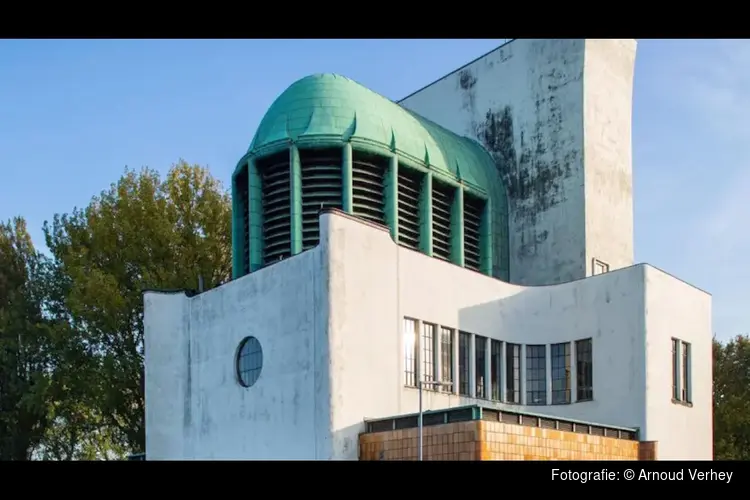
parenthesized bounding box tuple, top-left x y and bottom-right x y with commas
(359, 408, 651, 461)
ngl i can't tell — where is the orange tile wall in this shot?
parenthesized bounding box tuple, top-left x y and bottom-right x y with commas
(360, 420, 651, 461)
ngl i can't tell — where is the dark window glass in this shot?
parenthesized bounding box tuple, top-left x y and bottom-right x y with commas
(491, 340, 502, 401)
(475, 336, 487, 399)
(681, 341, 690, 403)
(237, 336, 263, 388)
(505, 343, 521, 404)
(576, 339, 593, 401)
(459, 332, 471, 396)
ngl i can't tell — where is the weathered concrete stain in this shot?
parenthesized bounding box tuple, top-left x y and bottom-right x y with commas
(184, 329, 192, 429)
(458, 69, 477, 113)
(472, 104, 574, 229)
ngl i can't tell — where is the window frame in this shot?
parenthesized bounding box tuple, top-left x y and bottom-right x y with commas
(458, 331, 471, 396)
(550, 342, 571, 405)
(525, 344, 547, 406)
(421, 322, 437, 386)
(475, 335, 487, 399)
(439, 327, 454, 393)
(672, 338, 692, 406)
(490, 339, 502, 401)
(575, 338, 593, 402)
(403, 317, 418, 388)
(505, 342, 521, 404)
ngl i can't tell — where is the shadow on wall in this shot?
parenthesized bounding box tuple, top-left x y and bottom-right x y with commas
(453, 272, 643, 428)
(333, 422, 369, 460)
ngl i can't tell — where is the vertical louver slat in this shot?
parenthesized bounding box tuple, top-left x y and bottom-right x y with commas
(464, 194, 484, 271)
(259, 152, 291, 265)
(432, 181, 454, 261)
(397, 167, 423, 250)
(351, 151, 387, 225)
(300, 148, 343, 250)
(236, 167, 250, 275)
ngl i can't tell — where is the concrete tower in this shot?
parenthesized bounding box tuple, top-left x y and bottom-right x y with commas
(401, 39, 637, 286)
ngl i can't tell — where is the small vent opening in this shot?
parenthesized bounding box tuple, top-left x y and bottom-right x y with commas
(258, 152, 291, 265)
(351, 151, 387, 225)
(235, 166, 250, 276)
(300, 148, 342, 250)
(397, 166, 423, 250)
(464, 194, 484, 271)
(432, 181, 454, 261)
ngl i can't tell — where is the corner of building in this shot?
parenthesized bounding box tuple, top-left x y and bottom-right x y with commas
(641, 264, 713, 459)
(320, 209, 402, 459)
(582, 39, 638, 276)
(144, 289, 191, 460)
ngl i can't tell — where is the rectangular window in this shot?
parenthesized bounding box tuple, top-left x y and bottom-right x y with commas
(526, 345, 547, 405)
(458, 332, 470, 396)
(576, 338, 593, 401)
(505, 343, 521, 404)
(490, 340, 502, 401)
(475, 335, 487, 399)
(672, 338, 679, 400)
(440, 327, 454, 392)
(422, 323, 436, 385)
(681, 341, 691, 403)
(404, 318, 418, 387)
(551, 342, 571, 404)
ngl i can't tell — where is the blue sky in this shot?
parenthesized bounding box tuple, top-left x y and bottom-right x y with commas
(0, 39, 745, 341)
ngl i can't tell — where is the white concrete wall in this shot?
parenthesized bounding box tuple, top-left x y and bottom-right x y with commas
(144, 246, 332, 460)
(399, 39, 636, 286)
(145, 211, 712, 460)
(324, 212, 711, 460)
(643, 267, 713, 460)
(583, 39, 637, 277)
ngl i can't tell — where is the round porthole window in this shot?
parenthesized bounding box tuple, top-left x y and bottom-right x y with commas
(236, 336, 263, 388)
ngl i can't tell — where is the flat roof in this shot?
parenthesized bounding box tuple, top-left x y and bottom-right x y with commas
(363, 404, 639, 441)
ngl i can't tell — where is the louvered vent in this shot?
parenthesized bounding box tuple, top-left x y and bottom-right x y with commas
(235, 166, 250, 275)
(432, 181, 454, 261)
(300, 148, 342, 250)
(397, 167, 423, 250)
(464, 194, 484, 271)
(351, 151, 387, 224)
(258, 152, 291, 265)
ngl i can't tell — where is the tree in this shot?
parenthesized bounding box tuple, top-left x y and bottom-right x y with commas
(0, 217, 52, 460)
(43, 160, 232, 454)
(713, 334, 750, 460)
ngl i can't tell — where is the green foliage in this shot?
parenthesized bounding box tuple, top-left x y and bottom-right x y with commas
(42, 160, 232, 454)
(7, 155, 748, 461)
(713, 334, 750, 460)
(0, 217, 52, 460)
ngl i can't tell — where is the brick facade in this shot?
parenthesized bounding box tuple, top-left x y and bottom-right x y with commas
(360, 420, 654, 461)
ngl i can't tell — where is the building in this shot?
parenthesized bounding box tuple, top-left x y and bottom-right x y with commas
(144, 39, 713, 460)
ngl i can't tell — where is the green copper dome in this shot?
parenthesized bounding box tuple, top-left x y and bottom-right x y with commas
(232, 73, 510, 282)
(247, 73, 499, 192)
